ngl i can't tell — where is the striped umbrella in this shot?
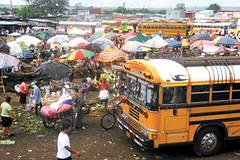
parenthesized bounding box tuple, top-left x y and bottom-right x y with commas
(67, 49, 94, 61)
(96, 47, 127, 63)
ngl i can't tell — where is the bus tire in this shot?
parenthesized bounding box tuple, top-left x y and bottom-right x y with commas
(193, 126, 223, 157)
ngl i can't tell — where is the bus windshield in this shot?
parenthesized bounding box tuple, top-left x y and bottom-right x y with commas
(123, 74, 158, 111)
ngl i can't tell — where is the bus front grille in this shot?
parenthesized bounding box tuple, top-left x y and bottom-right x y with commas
(128, 116, 141, 132)
(129, 107, 139, 121)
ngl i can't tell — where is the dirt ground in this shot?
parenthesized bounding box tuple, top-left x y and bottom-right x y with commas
(1, 91, 240, 160)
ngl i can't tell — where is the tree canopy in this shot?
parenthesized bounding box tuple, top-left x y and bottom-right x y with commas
(17, 0, 69, 18)
(207, 3, 221, 13)
(175, 3, 186, 11)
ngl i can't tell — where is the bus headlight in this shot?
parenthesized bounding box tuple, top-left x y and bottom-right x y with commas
(141, 127, 149, 137)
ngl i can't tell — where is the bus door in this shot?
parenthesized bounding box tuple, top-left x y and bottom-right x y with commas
(160, 86, 189, 144)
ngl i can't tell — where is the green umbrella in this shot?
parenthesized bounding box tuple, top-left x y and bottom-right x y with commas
(36, 31, 55, 41)
(128, 33, 150, 42)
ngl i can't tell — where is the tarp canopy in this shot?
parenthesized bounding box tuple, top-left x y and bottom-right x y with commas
(33, 61, 73, 80)
(0, 40, 10, 54)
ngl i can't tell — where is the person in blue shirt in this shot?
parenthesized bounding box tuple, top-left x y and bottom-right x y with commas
(34, 82, 42, 116)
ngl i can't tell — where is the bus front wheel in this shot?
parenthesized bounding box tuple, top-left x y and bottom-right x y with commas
(193, 127, 223, 157)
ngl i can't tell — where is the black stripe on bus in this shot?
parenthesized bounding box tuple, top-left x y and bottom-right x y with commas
(159, 101, 240, 110)
(190, 117, 240, 125)
(190, 110, 240, 117)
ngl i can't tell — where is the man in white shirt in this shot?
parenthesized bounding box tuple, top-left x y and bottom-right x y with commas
(57, 119, 80, 160)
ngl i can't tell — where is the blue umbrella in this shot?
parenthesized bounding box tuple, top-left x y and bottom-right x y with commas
(166, 40, 182, 47)
(216, 37, 237, 45)
(17, 52, 34, 58)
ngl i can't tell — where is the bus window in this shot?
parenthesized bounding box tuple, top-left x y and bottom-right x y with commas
(159, 26, 162, 29)
(146, 84, 158, 110)
(143, 26, 147, 29)
(163, 87, 187, 104)
(124, 74, 158, 110)
(154, 26, 158, 29)
(212, 84, 230, 101)
(191, 85, 209, 103)
(232, 83, 240, 100)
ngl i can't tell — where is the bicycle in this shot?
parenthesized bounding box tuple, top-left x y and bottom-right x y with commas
(100, 97, 125, 130)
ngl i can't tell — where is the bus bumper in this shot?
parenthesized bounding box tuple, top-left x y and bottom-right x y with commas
(117, 117, 154, 149)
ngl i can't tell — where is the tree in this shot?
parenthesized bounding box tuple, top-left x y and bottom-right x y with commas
(24, 0, 69, 17)
(16, 6, 34, 20)
(207, 3, 221, 13)
(175, 3, 186, 11)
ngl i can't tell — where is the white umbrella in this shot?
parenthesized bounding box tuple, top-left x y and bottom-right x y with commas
(8, 32, 21, 37)
(7, 41, 22, 56)
(144, 35, 167, 49)
(68, 28, 88, 35)
(121, 41, 143, 52)
(0, 53, 20, 69)
(69, 37, 89, 48)
(16, 35, 42, 46)
(47, 35, 69, 44)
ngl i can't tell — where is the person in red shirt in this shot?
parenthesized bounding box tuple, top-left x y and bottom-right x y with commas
(19, 80, 29, 109)
(98, 79, 109, 107)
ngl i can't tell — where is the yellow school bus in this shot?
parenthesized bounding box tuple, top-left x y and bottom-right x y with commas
(137, 21, 193, 36)
(118, 57, 240, 156)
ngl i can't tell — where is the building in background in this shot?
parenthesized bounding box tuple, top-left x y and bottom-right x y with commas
(166, 9, 185, 20)
(195, 10, 214, 20)
(218, 10, 240, 19)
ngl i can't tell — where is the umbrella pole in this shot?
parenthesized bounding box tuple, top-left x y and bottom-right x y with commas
(0, 69, 5, 94)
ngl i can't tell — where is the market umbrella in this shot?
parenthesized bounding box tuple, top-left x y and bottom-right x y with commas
(7, 41, 22, 56)
(0, 40, 10, 54)
(191, 40, 215, 49)
(202, 45, 225, 55)
(166, 39, 182, 47)
(96, 47, 127, 63)
(47, 35, 69, 44)
(193, 33, 212, 41)
(88, 31, 105, 41)
(213, 37, 237, 46)
(17, 52, 34, 58)
(67, 49, 95, 61)
(104, 32, 118, 40)
(85, 43, 102, 53)
(16, 35, 42, 46)
(122, 32, 137, 40)
(128, 33, 150, 42)
(121, 41, 143, 52)
(68, 27, 89, 35)
(0, 53, 20, 69)
(144, 35, 168, 49)
(68, 37, 89, 48)
(8, 32, 21, 37)
(36, 31, 55, 41)
(182, 39, 190, 47)
(92, 38, 114, 49)
(34, 61, 72, 80)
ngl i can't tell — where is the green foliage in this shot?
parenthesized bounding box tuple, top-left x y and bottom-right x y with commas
(16, 6, 33, 20)
(207, 3, 221, 13)
(23, 0, 69, 17)
(175, 3, 186, 11)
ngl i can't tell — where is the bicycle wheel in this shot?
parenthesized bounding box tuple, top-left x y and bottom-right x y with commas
(42, 117, 57, 128)
(100, 112, 116, 130)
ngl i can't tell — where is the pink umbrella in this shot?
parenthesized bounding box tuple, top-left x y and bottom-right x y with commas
(123, 32, 137, 41)
(191, 40, 214, 49)
(202, 45, 225, 55)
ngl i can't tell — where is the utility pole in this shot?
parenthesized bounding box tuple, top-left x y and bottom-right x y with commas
(9, 0, 14, 19)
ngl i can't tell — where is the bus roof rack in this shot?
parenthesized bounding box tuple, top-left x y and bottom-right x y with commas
(169, 56, 240, 67)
